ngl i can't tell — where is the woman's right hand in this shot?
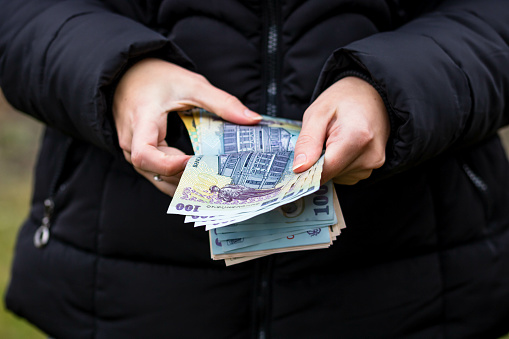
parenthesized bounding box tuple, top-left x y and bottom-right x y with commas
(112, 58, 261, 196)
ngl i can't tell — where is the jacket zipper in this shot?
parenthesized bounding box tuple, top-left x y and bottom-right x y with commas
(251, 2, 280, 337)
(263, 0, 281, 117)
(33, 137, 73, 248)
(461, 163, 493, 219)
(461, 163, 497, 254)
(253, 256, 273, 339)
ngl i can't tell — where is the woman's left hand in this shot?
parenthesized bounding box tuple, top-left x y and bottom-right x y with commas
(292, 76, 390, 185)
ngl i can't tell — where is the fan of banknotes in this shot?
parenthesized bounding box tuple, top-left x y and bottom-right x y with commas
(167, 108, 345, 265)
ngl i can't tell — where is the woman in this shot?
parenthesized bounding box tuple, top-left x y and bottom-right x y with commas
(1, 0, 508, 338)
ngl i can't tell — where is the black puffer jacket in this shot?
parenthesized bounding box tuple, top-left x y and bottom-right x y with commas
(1, 0, 509, 338)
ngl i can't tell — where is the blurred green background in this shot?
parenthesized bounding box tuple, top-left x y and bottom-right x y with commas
(0, 90, 509, 338)
(0, 91, 44, 338)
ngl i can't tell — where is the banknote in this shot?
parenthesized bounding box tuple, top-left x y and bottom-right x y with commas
(179, 111, 200, 153)
(221, 188, 345, 265)
(188, 162, 321, 228)
(210, 225, 333, 258)
(186, 155, 324, 229)
(168, 152, 324, 218)
(194, 178, 335, 229)
(221, 230, 332, 265)
(179, 108, 303, 156)
(212, 226, 328, 252)
(214, 226, 314, 241)
(209, 182, 342, 255)
(167, 109, 345, 265)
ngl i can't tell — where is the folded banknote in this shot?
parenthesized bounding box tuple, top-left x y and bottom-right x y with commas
(167, 108, 345, 265)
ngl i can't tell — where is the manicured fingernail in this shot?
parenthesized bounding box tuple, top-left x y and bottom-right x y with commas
(293, 153, 307, 171)
(243, 109, 262, 121)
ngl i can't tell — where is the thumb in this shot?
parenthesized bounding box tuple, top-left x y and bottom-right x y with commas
(293, 107, 328, 173)
(193, 83, 262, 125)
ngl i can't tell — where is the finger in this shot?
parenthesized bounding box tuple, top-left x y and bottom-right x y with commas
(292, 105, 331, 173)
(124, 149, 184, 183)
(192, 83, 262, 125)
(161, 175, 182, 186)
(131, 119, 191, 176)
(128, 148, 182, 191)
(158, 140, 185, 179)
(124, 124, 187, 189)
(322, 146, 359, 183)
(320, 134, 364, 183)
(321, 129, 385, 184)
(132, 145, 191, 177)
(123, 150, 133, 164)
(331, 169, 373, 185)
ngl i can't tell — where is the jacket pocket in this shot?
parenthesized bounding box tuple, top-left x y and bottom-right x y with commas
(457, 135, 508, 256)
(33, 133, 91, 248)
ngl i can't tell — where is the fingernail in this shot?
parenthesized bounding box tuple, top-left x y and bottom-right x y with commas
(243, 109, 262, 121)
(293, 153, 307, 171)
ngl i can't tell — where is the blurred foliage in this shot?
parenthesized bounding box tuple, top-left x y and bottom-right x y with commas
(0, 90, 508, 338)
(0, 92, 45, 338)
(502, 126, 509, 155)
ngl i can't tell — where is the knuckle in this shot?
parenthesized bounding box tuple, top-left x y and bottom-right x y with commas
(223, 94, 240, 106)
(194, 73, 208, 83)
(295, 134, 318, 148)
(160, 156, 182, 177)
(161, 168, 176, 177)
(302, 108, 314, 120)
(191, 77, 209, 93)
(366, 146, 386, 169)
(358, 169, 373, 180)
(192, 73, 210, 88)
(334, 176, 359, 186)
(130, 150, 145, 169)
(354, 127, 375, 147)
(372, 153, 386, 169)
(338, 170, 372, 185)
(301, 108, 321, 125)
(118, 139, 131, 152)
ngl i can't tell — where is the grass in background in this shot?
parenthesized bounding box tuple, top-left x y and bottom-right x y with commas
(0, 92, 508, 338)
(0, 95, 44, 338)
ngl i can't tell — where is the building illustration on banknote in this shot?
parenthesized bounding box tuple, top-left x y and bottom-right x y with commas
(170, 109, 340, 265)
(218, 151, 292, 189)
(218, 121, 293, 189)
(222, 122, 292, 153)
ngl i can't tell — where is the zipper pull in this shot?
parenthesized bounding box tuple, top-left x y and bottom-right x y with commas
(34, 198, 54, 248)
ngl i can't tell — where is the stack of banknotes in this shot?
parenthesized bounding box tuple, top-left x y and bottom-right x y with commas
(168, 108, 345, 265)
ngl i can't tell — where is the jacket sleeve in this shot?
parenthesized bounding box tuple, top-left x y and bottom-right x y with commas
(0, 0, 192, 153)
(315, 0, 509, 173)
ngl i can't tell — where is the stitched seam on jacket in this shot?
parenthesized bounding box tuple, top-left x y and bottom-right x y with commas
(91, 156, 114, 339)
(437, 238, 447, 338)
(39, 11, 96, 95)
(428, 178, 447, 338)
(382, 32, 472, 170)
(417, 32, 473, 134)
(41, 218, 508, 269)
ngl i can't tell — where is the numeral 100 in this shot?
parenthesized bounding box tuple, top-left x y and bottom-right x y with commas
(313, 185, 329, 215)
(175, 203, 201, 212)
